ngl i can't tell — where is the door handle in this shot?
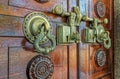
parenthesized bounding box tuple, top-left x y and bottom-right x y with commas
(23, 12, 56, 55)
(52, 5, 111, 49)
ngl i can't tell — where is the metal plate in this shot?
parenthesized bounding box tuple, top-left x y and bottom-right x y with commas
(95, 1, 106, 18)
(95, 50, 106, 67)
(27, 55, 54, 79)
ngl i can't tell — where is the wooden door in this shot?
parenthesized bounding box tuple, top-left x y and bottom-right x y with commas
(0, 0, 78, 79)
(78, 0, 114, 79)
(0, 0, 113, 79)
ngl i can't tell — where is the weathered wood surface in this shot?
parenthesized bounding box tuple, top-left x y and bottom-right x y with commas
(0, 0, 113, 79)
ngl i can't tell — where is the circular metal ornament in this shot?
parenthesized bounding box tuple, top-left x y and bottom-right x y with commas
(95, 50, 106, 67)
(95, 1, 106, 18)
(23, 12, 51, 44)
(27, 55, 54, 79)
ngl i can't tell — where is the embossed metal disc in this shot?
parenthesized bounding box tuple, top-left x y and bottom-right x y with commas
(95, 1, 106, 18)
(95, 50, 106, 67)
(27, 55, 54, 79)
(23, 12, 51, 44)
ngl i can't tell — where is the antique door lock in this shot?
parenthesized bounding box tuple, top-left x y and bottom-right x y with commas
(52, 5, 81, 44)
(23, 12, 56, 55)
(52, 5, 111, 49)
(83, 17, 111, 49)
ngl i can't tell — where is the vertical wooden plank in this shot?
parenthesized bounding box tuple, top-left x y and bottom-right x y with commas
(68, 0, 77, 79)
(88, 0, 113, 79)
(63, 46, 68, 79)
(50, 22, 68, 79)
(0, 47, 8, 79)
(68, 44, 77, 79)
(79, 44, 90, 79)
(50, 46, 68, 79)
(9, 46, 37, 79)
(79, 0, 90, 79)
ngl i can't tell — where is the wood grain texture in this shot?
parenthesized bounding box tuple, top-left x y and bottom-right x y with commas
(0, 47, 8, 79)
(8, 45, 68, 79)
(79, 44, 89, 79)
(89, 45, 112, 79)
(0, 0, 66, 22)
(0, 0, 113, 79)
(89, 0, 113, 79)
(0, 0, 67, 78)
(9, 0, 67, 12)
(79, 0, 90, 79)
(68, 0, 78, 79)
(0, 15, 63, 36)
(79, 0, 113, 79)
(68, 44, 77, 79)
(92, 0, 113, 30)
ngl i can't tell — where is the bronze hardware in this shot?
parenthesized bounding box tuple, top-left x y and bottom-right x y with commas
(52, 5, 81, 44)
(23, 12, 55, 79)
(83, 17, 111, 49)
(23, 12, 56, 54)
(52, 5, 111, 49)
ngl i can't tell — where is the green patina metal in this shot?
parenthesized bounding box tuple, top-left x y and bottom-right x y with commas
(83, 16, 111, 49)
(52, 5, 111, 49)
(52, 5, 82, 44)
(22, 5, 111, 54)
(23, 12, 56, 55)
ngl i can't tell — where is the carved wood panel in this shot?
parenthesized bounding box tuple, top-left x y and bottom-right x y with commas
(8, 46, 67, 79)
(79, 0, 113, 79)
(92, 0, 113, 30)
(0, 48, 8, 79)
(0, 0, 113, 79)
(88, 0, 113, 79)
(0, 0, 69, 79)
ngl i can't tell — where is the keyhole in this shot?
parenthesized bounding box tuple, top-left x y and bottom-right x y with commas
(66, 36, 69, 42)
